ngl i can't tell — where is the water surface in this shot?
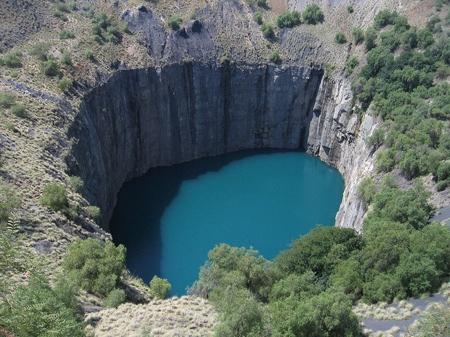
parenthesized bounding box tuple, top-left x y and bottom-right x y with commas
(110, 151, 344, 294)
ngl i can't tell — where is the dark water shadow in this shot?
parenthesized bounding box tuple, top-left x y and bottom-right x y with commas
(109, 149, 297, 283)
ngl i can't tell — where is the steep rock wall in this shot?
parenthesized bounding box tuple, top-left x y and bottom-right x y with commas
(68, 63, 324, 225)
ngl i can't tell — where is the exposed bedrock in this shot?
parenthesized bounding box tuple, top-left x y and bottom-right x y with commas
(67, 61, 378, 232)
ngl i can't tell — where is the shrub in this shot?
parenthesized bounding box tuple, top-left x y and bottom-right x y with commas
(358, 177, 376, 204)
(261, 22, 275, 39)
(345, 56, 359, 74)
(367, 128, 385, 149)
(335, 32, 347, 44)
(168, 16, 182, 30)
(0, 92, 15, 109)
(11, 104, 27, 118)
(0, 274, 84, 337)
(104, 288, 126, 308)
(352, 28, 365, 45)
(365, 27, 377, 50)
(347, 5, 354, 14)
(42, 59, 60, 77)
(270, 51, 281, 64)
(68, 176, 84, 191)
(417, 28, 434, 49)
(63, 238, 126, 297)
(62, 51, 73, 66)
(84, 49, 95, 61)
(85, 205, 101, 221)
(254, 11, 263, 25)
(58, 77, 73, 92)
(40, 183, 68, 212)
(59, 30, 75, 39)
(30, 42, 50, 61)
(374, 9, 399, 29)
(277, 11, 301, 28)
(256, 0, 268, 8)
(0, 182, 20, 224)
(409, 303, 450, 337)
(1, 52, 22, 68)
(302, 4, 325, 24)
(149, 276, 171, 299)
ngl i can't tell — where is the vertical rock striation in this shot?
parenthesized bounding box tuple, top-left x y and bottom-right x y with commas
(68, 63, 324, 225)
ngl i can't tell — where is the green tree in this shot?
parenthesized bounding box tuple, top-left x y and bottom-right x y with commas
(277, 11, 301, 28)
(261, 22, 275, 39)
(104, 288, 126, 308)
(63, 238, 126, 297)
(40, 183, 68, 212)
(149, 276, 171, 299)
(335, 32, 347, 44)
(352, 28, 365, 45)
(302, 4, 324, 24)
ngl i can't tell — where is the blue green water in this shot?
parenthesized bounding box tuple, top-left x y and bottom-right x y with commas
(110, 151, 344, 295)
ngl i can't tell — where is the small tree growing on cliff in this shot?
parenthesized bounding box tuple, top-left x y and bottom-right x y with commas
(63, 238, 126, 297)
(302, 4, 324, 25)
(149, 276, 171, 299)
(40, 183, 68, 212)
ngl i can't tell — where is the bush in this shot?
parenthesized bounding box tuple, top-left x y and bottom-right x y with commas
(358, 177, 376, 204)
(63, 238, 126, 297)
(352, 28, 365, 45)
(335, 32, 347, 44)
(410, 303, 450, 337)
(11, 104, 27, 118)
(302, 4, 325, 24)
(40, 183, 68, 212)
(62, 51, 73, 66)
(58, 77, 73, 92)
(168, 16, 182, 30)
(277, 11, 301, 28)
(149, 276, 171, 299)
(1, 52, 22, 68)
(0, 181, 20, 224)
(261, 22, 275, 39)
(85, 205, 101, 221)
(104, 288, 126, 308)
(29, 42, 50, 61)
(254, 11, 263, 25)
(0, 274, 84, 337)
(42, 59, 60, 77)
(367, 128, 385, 149)
(256, 0, 268, 8)
(68, 176, 84, 191)
(365, 28, 377, 50)
(347, 5, 354, 14)
(60, 30, 75, 39)
(345, 56, 359, 74)
(0, 92, 15, 109)
(270, 51, 281, 64)
(374, 9, 399, 29)
(84, 49, 95, 61)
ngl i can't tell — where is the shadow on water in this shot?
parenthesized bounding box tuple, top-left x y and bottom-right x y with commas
(109, 149, 291, 283)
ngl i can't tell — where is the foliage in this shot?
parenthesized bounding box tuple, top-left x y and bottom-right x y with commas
(60, 30, 75, 39)
(42, 58, 60, 77)
(346, 56, 359, 74)
(374, 10, 399, 29)
(68, 176, 84, 191)
(149, 276, 171, 299)
(92, 13, 123, 43)
(85, 205, 101, 221)
(347, 5, 354, 14)
(0, 182, 20, 224)
(11, 104, 27, 118)
(84, 48, 95, 61)
(30, 42, 50, 61)
(352, 28, 365, 45)
(365, 27, 377, 50)
(0, 51, 22, 68)
(63, 238, 126, 297)
(0, 274, 84, 337)
(277, 11, 301, 28)
(58, 77, 73, 92)
(40, 183, 68, 212)
(358, 177, 376, 204)
(409, 303, 450, 337)
(261, 23, 275, 39)
(0, 92, 15, 109)
(270, 51, 281, 64)
(335, 32, 347, 44)
(104, 288, 126, 308)
(62, 51, 73, 66)
(254, 12, 263, 25)
(168, 16, 183, 31)
(302, 4, 324, 25)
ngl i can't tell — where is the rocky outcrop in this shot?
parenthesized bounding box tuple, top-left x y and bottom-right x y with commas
(67, 61, 378, 231)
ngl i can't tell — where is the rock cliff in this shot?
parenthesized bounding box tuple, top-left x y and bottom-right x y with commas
(67, 62, 377, 231)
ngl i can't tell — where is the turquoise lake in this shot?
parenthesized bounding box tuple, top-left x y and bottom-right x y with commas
(110, 151, 344, 295)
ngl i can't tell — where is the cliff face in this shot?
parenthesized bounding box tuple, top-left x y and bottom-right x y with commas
(68, 62, 377, 231)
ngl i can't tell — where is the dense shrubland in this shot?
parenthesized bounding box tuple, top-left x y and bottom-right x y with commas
(352, 9, 450, 189)
(191, 179, 449, 336)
